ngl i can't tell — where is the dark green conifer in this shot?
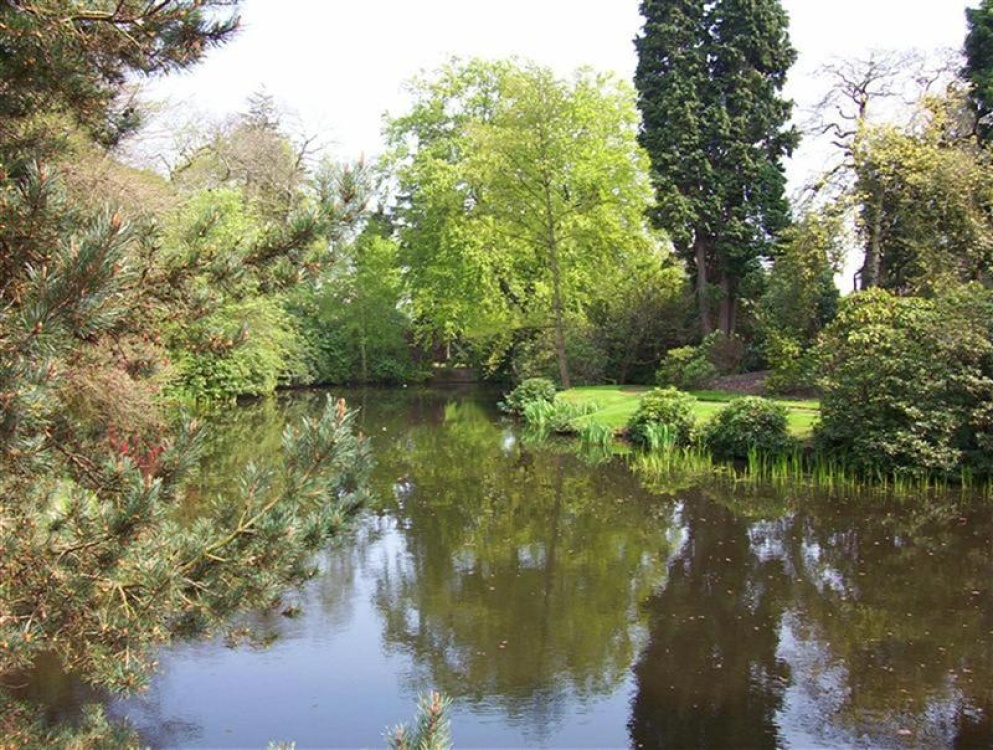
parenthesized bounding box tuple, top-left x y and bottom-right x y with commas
(634, 0, 798, 335)
(965, 0, 993, 144)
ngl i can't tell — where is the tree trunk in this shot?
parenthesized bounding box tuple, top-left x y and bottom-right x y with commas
(694, 234, 713, 336)
(550, 246, 571, 390)
(543, 179, 571, 389)
(359, 335, 368, 383)
(859, 198, 884, 290)
(718, 271, 737, 336)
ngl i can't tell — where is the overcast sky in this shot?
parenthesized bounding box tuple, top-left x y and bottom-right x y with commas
(146, 0, 974, 167)
(139, 1, 975, 289)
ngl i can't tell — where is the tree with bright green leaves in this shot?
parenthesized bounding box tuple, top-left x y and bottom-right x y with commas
(965, 0, 993, 144)
(0, 2, 374, 741)
(634, 0, 799, 337)
(852, 91, 993, 294)
(386, 58, 663, 388)
(290, 212, 418, 385)
(758, 209, 842, 392)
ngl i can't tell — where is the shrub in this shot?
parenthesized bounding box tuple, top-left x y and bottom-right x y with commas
(700, 331, 745, 375)
(627, 387, 696, 448)
(764, 332, 818, 395)
(700, 396, 796, 460)
(500, 377, 557, 415)
(656, 346, 717, 390)
(815, 286, 993, 477)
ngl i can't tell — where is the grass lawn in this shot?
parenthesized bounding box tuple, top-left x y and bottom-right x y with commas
(558, 385, 819, 439)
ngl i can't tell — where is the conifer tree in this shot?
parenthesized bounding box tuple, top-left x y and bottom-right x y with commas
(0, 2, 373, 741)
(635, 0, 798, 336)
(965, 0, 993, 144)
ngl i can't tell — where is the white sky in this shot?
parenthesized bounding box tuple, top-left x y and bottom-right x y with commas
(140, 0, 975, 290)
(146, 0, 975, 169)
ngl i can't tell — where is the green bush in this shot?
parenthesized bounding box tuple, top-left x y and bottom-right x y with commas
(700, 396, 795, 460)
(815, 286, 993, 477)
(500, 377, 557, 415)
(700, 331, 744, 375)
(627, 387, 696, 448)
(167, 297, 308, 402)
(656, 346, 717, 390)
(764, 332, 818, 395)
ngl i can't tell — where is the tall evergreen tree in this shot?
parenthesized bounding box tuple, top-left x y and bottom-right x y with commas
(635, 0, 798, 336)
(965, 0, 993, 144)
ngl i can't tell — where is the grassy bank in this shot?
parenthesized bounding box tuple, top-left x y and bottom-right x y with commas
(556, 385, 819, 439)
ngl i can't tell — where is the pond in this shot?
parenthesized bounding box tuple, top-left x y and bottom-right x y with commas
(30, 387, 993, 747)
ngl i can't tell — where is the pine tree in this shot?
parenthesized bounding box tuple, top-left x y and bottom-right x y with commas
(635, 0, 798, 336)
(0, 0, 238, 151)
(0, 2, 374, 741)
(965, 0, 993, 144)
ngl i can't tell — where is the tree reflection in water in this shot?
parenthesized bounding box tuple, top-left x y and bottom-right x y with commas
(19, 388, 990, 747)
(629, 486, 993, 748)
(370, 397, 675, 742)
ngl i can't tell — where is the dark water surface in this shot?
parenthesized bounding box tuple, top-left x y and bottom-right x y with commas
(96, 388, 993, 747)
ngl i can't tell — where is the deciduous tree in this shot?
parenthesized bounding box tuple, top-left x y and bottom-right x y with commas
(387, 59, 661, 387)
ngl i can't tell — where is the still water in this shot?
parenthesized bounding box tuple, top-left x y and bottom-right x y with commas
(103, 387, 992, 747)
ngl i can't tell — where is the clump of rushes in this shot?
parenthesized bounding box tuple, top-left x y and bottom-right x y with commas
(523, 398, 599, 434)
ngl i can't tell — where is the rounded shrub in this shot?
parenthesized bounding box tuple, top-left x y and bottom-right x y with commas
(815, 286, 993, 477)
(656, 346, 717, 390)
(626, 387, 696, 448)
(701, 396, 796, 460)
(500, 377, 557, 415)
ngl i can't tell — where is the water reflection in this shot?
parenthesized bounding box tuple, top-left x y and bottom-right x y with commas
(370, 397, 672, 743)
(629, 487, 993, 749)
(12, 388, 992, 747)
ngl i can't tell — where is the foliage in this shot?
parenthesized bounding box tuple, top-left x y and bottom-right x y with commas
(626, 387, 696, 448)
(853, 94, 993, 294)
(965, 0, 993, 144)
(758, 210, 842, 393)
(656, 346, 717, 390)
(699, 397, 796, 460)
(0, 696, 139, 749)
(290, 217, 418, 385)
(763, 334, 818, 395)
(172, 91, 308, 221)
(386, 57, 662, 387)
(386, 692, 453, 750)
(159, 155, 373, 400)
(699, 331, 745, 375)
(0, 0, 238, 151)
(157, 188, 301, 400)
(500, 377, 557, 415)
(1, 396, 371, 690)
(587, 253, 693, 384)
(634, 0, 798, 336)
(0, 1, 375, 741)
(815, 286, 993, 477)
